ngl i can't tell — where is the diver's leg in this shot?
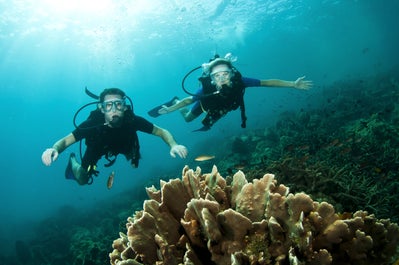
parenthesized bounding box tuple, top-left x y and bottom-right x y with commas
(181, 101, 202, 122)
(181, 110, 198, 122)
(69, 149, 101, 185)
(70, 154, 90, 185)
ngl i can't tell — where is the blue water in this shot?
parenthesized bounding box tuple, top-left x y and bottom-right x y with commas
(0, 0, 398, 256)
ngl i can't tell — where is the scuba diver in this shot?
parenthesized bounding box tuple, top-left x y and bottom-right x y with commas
(42, 87, 188, 186)
(148, 53, 313, 131)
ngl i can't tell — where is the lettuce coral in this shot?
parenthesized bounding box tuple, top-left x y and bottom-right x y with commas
(109, 165, 399, 265)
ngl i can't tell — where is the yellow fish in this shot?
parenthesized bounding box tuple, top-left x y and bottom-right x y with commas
(194, 155, 215, 162)
(107, 171, 115, 189)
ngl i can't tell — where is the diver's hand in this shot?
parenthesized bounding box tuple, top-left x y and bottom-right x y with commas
(42, 148, 59, 166)
(170, 145, 188, 159)
(294, 76, 313, 90)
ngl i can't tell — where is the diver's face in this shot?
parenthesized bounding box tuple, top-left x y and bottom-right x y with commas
(100, 94, 126, 127)
(210, 64, 233, 89)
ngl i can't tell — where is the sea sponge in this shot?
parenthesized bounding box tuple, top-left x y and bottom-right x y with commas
(109, 165, 399, 265)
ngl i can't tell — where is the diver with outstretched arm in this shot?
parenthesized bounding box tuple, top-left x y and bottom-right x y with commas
(149, 53, 312, 131)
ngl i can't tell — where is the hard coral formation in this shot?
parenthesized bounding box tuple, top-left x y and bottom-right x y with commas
(109, 166, 399, 265)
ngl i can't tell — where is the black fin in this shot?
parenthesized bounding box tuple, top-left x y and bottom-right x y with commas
(147, 96, 179, 118)
(65, 153, 77, 180)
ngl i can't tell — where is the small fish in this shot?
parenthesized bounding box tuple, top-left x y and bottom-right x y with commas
(233, 160, 249, 170)
(234, 164, 246, 170)
(330, 139, 340, 146)
(299, 155, 310, 163)
(354, 137, 363, 143)
(340, 147, 352, 155)
(298, 145, 310, 151)
(283, 144, 295, 152)
(194, 155, 215, 162)
(107, 171, 115, 189)
(337, 212, 353, 220)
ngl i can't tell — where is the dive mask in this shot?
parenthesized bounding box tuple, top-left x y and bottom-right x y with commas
(211, 70, 232, 82)
(101, 99, 126, 112)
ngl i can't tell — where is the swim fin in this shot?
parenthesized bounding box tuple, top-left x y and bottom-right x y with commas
(65, 153, 77, 180)
(147, 96, 179, 118)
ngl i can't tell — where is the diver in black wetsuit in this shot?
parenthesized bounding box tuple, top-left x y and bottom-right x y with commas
(42, 88, 187, 185)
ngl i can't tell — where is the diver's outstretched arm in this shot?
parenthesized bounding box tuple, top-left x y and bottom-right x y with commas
(151, 125, 188, 158)
(42, 133, 77, 166)
(260, 76, 313, 90)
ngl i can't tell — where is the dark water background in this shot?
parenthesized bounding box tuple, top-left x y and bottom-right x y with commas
(0, 0, 398, 258)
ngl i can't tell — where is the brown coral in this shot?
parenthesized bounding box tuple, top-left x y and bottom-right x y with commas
(109, 165, 399, 265)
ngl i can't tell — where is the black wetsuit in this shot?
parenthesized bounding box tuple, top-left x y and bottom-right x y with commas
(190, 72, 261, 130)
(72, 109, 153, 172)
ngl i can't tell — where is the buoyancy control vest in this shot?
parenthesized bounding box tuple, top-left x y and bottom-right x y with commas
(198, 68, 247, 129)
(82, 106, 140, 168)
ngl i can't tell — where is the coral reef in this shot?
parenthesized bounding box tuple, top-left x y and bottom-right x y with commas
(212, 70, 399, 222)
(109, 165, 399, 265)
